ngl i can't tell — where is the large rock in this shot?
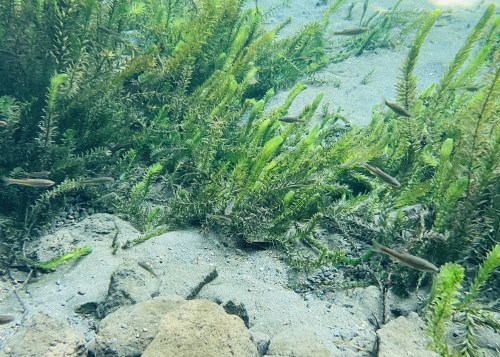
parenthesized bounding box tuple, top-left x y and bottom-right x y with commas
(8, 215, 216, 344)
(100, 263, 161, 316)
(95, 295, 186, 357)
(142, 299, 258, 357)
(100, 262, 217, 316)
(448, 313, 500, 356)
(25, 213, 135, 262)
(1, 313, 86, 357)
(199, 277, 380, 355)
(377, 312, 438, 357)
(13, 214, 141, 339)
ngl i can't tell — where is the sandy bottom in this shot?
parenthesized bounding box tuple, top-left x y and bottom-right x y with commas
(257, 0, 492, 125)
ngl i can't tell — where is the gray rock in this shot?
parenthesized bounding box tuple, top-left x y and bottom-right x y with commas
(251, 331, 271, 356)
(200, 277, 380, 356)
(142, 299, 258, 357)
(386, 288, 423, 320)
(222, 299, 249, 327)
(25, 213, 136, 263)
(95, 295, 185, 357)
(101, 263, 161, 316)
(1, 313, 87, 357)
(447, 312, 500, 356)
(475, 324, 500, 351)
(376, 312, 438, 357)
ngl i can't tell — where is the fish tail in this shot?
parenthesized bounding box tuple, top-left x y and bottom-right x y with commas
(1, 177, 11, 186)
(372, 240, 383, 252)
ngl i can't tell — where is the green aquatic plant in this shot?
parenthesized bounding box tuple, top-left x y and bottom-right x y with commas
(396, 9, 440, 112)
(37, 245, 93, 271)
(427, 262, 465, 356)
(0, 1, 497, 307)
(311, 5, 498, 295)
(380, 4, 498, 265)
(426, 245, 499, 356)
(331, 0, 426, 62)
(122, 162, 164, 231)
(122, 227, 168, 250)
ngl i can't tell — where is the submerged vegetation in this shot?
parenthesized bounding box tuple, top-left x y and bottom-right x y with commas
(0, 0, 498, 353)
(426, 244, 499, 356)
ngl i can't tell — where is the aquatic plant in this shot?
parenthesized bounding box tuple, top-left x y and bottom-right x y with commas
(120, 162, 164, 230)
(427, 262, 464, 356)
(37, 245, 93, 271)
(0, 0, 360, 267)
(389, 4, 498, 265)
(323, 4, 499, 295)
(331, 0, 427, 62)
(426, 244, 499, 356)
(0, 4, 497, 329)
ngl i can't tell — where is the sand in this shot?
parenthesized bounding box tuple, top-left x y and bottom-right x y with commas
(256, 0, 493, 125)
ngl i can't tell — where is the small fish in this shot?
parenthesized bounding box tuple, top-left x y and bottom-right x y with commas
(0, 120, 8, 126)
(138, 261, 158, 279)
(372, 241, 439, 273)
(243, 239, 273, 250)
(80, 177, 114, 185)
(278, 117, 305, 123)
(25, 171, 51, 178)
(0, 314, 15, 325)
(333, 27, 369, 36)
(2, 177, 55, 187)
(224, 199, 236, 216)
(454, 85, 485, 92)
(361, 163, 401, 187)
(295, 56, 315, 64)
(384, 99, 412, 117)
(206, 214, 232, 224)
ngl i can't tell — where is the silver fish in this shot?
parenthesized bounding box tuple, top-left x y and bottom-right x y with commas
(206, 214, 232, 224)
(278, 117, 305, 124)
(0, 314, 15, 325)
(224, 200, 236, 216)
(384, 99, 412, 117)
(138, 261, 158, 279)
(2, 177, 55, 187)
(333, 27, 369, 35)
(361, 163, 401, 187)
(80, 177, 114, 185)
(372, 241, 439, 273)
